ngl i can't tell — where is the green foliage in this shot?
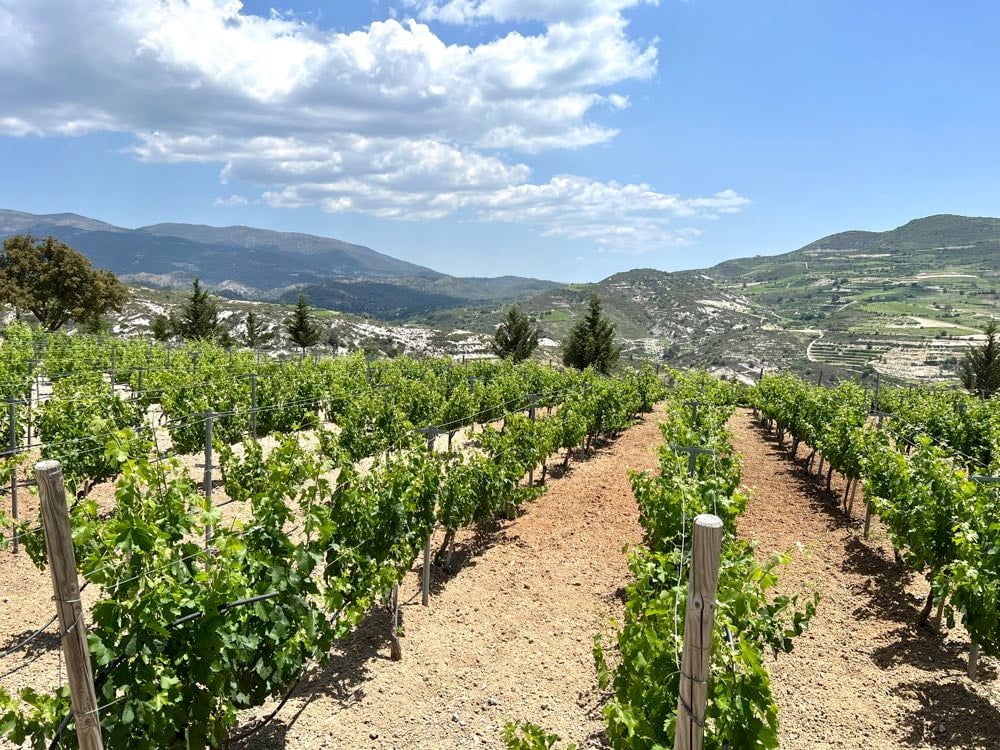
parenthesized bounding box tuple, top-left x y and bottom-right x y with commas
(244, 310, 272, 348)
(38, 376, 143, 495)
(0, 235, 128, 331)
(755, 371, 1000, 655)
(492, 305, 541, 362)
(961, 320, 1000, 397)
(0, 332, 670, 749)
(503, 722, 578, 750)
(562, 294, 620, 374)
(284, 293, 322, 351)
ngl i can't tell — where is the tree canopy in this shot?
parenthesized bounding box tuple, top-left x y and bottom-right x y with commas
(961, 320, 1000, 397)
(562, 293, 620, 374)
(0, 234, 128, 331)
(285, 293, 322, 351)
(491, 305, 540, 362)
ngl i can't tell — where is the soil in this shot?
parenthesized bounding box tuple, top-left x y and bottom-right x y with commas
(730, 408, 1000, 750)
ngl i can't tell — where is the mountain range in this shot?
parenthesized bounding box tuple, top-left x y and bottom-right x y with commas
(0, 209, 559, 317)
(3, 209, 1000, 383)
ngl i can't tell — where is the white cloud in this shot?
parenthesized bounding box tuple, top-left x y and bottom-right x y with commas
(469, 179, 748, 252)
(214, 194, 249, 207)
(0, 0, 746, 254)
(408, 0, 658, 24)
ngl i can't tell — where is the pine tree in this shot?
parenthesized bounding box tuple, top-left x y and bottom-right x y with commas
(562, 293, 620, 374)
(961, 320, 1000, 397)
(150, 314, 173, 342)
(176, 278, 223, 340)
(285, 293, 322, 351)
(244, 310, 272, 348)
(491, 305, 540, 362)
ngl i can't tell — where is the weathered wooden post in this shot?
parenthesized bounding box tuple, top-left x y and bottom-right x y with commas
(418, 427, 439, 607)
(528, 393, 539, 487)
(7, 396, 18, 553)
(37, 460, 104, 750)
(674, 514, 724, 750)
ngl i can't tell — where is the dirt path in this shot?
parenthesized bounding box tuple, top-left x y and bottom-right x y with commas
(729, 409, 1000, 750)
(227, 407, 666, 750)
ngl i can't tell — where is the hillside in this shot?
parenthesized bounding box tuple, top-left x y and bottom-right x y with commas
(0, 210, 559, 317)
(4, 210, 998, 383)
(422, 214, 1000, 383)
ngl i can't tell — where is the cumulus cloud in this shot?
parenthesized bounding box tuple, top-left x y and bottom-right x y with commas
(0, 0, 745, 253)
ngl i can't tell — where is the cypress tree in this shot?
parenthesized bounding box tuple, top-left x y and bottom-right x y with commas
(562, 293, 620, 374)
(492, 305, 541, 362)
(961, 320, 1000, 397)
(285, 293, 322, 352)
(176, 278, 223, 340)
(244, 310, 272, 348)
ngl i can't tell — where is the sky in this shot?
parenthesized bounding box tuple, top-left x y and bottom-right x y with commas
(1, 1, 999, 282)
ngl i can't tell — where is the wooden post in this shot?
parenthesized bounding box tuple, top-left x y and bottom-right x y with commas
(968, 643, 980, 680)
(36, 460, 104, 750)
(25, 359, 34, 447)
(422, 427, 434, 604)
(6, 396, 18, 553)
(528, 393, 539, 487)
(674, 514, 724, 750)
(863, 500, 874, 539)
(389, 583, 402, 661)
(420, 428, 437, 607)
(204, 411, 214, 546)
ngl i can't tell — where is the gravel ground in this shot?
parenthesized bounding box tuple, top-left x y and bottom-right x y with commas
(730, 408, 1000, 750)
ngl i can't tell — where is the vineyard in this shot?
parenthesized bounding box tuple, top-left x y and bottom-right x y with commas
(0, 324, 998, 749)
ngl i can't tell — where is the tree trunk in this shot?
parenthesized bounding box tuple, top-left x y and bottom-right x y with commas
(917, 586, 935, 624)
(435, 528, 456, 565)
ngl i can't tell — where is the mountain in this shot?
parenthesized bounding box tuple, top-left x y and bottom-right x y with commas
(4, 209, 997, 384)
(422, 214, 1000, 384)
(0, 209, 559, 317)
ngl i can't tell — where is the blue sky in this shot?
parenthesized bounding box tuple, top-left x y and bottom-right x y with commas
(1, 1, 998, 282)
